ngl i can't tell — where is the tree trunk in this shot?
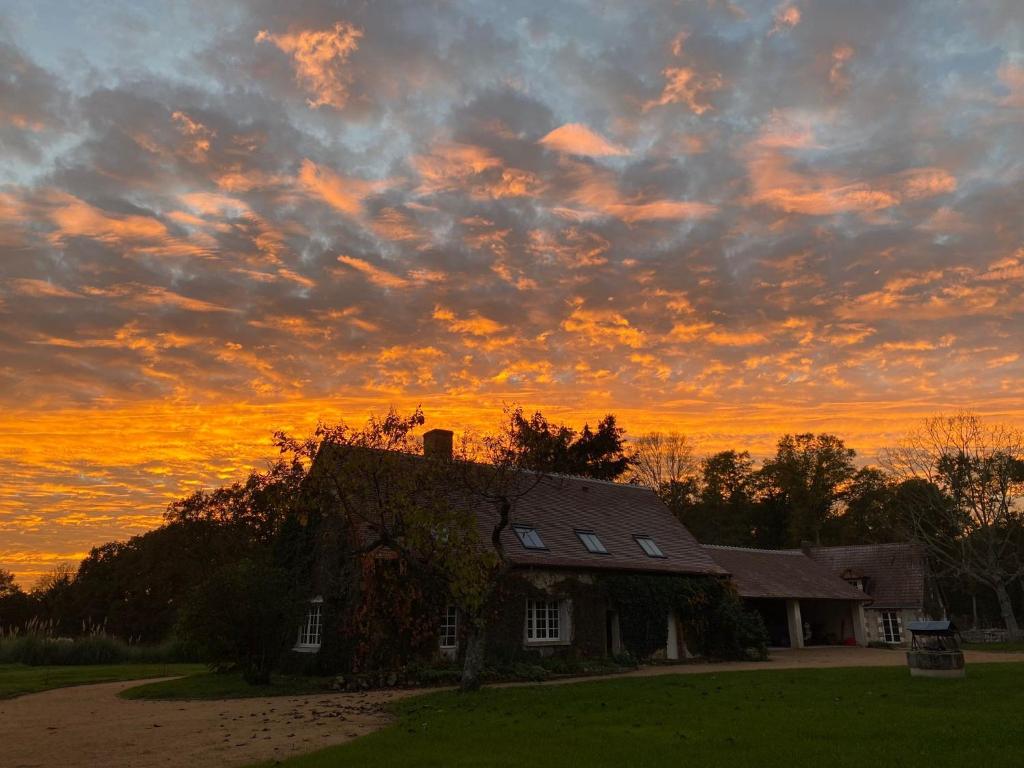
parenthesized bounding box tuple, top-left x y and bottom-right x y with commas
(460, 625, 487, 692)
(993, 580, 1021, 640)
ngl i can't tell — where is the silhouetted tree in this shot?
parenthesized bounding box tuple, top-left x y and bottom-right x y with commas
(883, 412, 1024, 637)
(686, 451, 758, 545)
(758, 433, 857, 546)
(503, 408, 629, 480)
(833, 467, 906, 544)
(0, 568, 34, 631)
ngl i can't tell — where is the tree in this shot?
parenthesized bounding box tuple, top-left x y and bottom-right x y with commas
(629, 432, 696, 490)
(691, 450, 758, 545)
(0, 568, 34, 631)
(835, 467, 906, 544)
(758, 433, 857, 546)
(31, 563, 79, 635)
(280, 409, 527, 691)
(882, 412, 1024, 637)
(503, 408, 629, 480)
(178, 555, 301, 684)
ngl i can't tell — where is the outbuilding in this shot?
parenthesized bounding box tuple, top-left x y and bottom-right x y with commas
(704, 545, 870, 648)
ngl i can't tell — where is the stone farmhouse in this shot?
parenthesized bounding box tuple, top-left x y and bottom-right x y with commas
(293, 429, 932, 663)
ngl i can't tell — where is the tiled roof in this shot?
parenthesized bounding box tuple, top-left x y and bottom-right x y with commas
(311, 443, 724, 577)
(702, 545, 870, 601)
(804, 543, 925, 609)
(479, 474, 727, 576)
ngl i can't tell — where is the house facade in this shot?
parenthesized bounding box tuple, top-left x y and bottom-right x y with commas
(292, 429, 730, 666)
(805, 543, 929, 647)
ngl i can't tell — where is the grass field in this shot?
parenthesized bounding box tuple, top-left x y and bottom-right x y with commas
(121, 671, 333, 700)
(0, 663, 206, 699)
(267, 663, 1024, 768)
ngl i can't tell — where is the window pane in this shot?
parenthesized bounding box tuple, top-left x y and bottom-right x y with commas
(577, 531, 608, 554)
(636, 536, 664, 557)
(515, 526, 546, 550)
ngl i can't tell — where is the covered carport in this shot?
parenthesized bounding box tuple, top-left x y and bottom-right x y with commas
(704, 545, 870, 648)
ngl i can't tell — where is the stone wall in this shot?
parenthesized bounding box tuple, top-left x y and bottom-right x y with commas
(960, 627, 1010, 643)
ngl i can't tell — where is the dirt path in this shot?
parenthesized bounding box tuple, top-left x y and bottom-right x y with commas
(0, 679, 414, 768)
(3, 647, 1022, 768)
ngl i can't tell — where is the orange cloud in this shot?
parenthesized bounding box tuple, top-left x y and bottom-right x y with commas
(539, 123, 629, 157)
(412, 142, 540, 199)
(256, 21, 363, 109)
(433, 306, 505, 336)
(562, 300, 645, 348)
(746, 147, 955, 216)
(561, 161, 717, 222)
(8, 279, 79, 299)
(336, 254, 410, 289)
(46, 193, 170, 245)
(171, 111, 215, 162)
(830, 44, 854, 91)
(770, 4, 801, 34)
(297, 158, 386, 217)
(644, 67, 724, 114)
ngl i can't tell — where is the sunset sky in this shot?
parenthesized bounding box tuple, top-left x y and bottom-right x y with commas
(1, 0, 1023, 584)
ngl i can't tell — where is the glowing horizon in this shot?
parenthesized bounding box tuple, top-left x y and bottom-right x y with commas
(1, 1, 1022, 584)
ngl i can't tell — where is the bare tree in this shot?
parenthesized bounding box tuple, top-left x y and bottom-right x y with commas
(882, 412, 1024, 637)
(628, 432, 697, 490)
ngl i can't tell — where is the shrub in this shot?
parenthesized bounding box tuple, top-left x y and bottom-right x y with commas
(0, 624, 197, 666)
(177, 555, 302, 684)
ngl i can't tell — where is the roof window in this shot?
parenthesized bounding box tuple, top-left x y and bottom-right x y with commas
(513, 525, 547, 550)
(576, 530, 609, 554)
(635, 535, 665, 558)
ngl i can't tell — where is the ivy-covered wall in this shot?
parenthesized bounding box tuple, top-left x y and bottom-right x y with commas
(599, 573, 768, 661)
(485, 570, 610, 665)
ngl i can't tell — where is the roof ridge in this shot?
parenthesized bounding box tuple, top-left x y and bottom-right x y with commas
(525, 469, 655, 491)
(702, 544, 804, 555)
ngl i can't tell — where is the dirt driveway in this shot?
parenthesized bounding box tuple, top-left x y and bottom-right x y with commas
(3, 647, 1022, 768)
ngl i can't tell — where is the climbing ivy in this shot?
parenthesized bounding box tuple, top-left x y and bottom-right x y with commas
(598, 574, 768, 660)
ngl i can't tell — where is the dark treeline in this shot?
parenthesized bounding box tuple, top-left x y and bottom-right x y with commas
(2, 408, 1022, 667)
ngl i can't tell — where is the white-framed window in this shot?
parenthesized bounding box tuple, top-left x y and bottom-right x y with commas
(513, 525, 547, 550)
(525, 599, 564, 643)
(880, 611, 902, 643)
(576, 530, 608, 554)
(846, 578, 864, 591)
(440, 605, 459, 650)
(295, 597, 324, 652)
(635, 535, 665, 558)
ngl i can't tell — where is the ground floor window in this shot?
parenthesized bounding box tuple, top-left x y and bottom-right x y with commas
(440, 605, 459, 650)
(880, 611, 902, 643)
(295, 598, 323, 651)
(525, 599, 563, 643)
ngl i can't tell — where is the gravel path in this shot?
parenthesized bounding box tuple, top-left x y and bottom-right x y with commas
(0, 679, 413, 768)
(2, 647, 1022, 768)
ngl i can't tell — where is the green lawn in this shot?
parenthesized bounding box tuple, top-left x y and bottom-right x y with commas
(267, 663, 1024, 768)
(0, 663, 205, 699)
(121, 671, 333, 700)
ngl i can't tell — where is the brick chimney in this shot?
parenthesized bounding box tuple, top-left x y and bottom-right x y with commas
(423, 428, 454, 460)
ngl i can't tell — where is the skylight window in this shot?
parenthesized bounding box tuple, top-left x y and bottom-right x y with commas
(513, 525, 547, 550)
(635, 536, 665, 558)
(576, 530, 608, 554)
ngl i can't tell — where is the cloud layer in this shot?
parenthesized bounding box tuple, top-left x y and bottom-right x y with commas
(1, 0, 1023, 582)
